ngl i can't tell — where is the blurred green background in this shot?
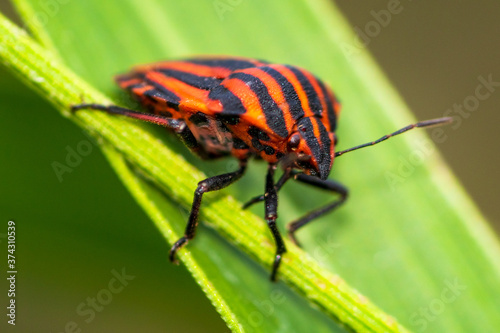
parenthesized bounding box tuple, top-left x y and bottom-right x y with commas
(0, 1, 498, 332)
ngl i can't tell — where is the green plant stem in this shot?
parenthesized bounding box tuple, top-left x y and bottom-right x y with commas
(0, 12, 411, 333)
(100, 144, 244, 332)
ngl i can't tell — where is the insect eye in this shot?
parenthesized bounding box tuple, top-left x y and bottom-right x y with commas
(288, 134, 301, 150)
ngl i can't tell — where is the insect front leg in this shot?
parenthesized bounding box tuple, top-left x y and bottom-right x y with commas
(242, 168, 294, 209)
(264, 164, 287, 281)
(169, 160, 248, 263)
(287, 174, 348, 247)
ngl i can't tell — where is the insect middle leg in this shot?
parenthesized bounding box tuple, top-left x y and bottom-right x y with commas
(242, 168, 293, 209)
(169, 159, 248, 263)
(243, 171, 348, 247)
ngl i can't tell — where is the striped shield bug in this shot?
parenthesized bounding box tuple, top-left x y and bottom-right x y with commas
(73, 56, 451, 281)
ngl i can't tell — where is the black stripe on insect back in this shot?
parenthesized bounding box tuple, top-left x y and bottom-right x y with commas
(187, 58, 265, 71)
(298, 117, 322, 164)
(209, 85, 246, 120)
(158, 69, 222, 90)
(140, 89, 176, 114)
(317, 79, 337, 131)
(229, 72, 289, 138)
(261, 66, 305, 120)
(316, 117, 332, 174)
(142, 88, 167, 103)
(287, 66, 323, 118)
(144, 78, 181, 107)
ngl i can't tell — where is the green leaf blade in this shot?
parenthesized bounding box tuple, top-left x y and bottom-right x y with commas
(2, 0, 500, 332)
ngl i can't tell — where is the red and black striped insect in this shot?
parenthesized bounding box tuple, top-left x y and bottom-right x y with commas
(73, 56, 451, 281)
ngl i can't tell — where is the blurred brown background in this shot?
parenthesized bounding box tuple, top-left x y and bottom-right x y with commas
(335, 1, 500, 232)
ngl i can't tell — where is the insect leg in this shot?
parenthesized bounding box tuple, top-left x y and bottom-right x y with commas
(72, 103, 205, 154)
(287, 175, 348, 247)
(264, 164, 287, 281)
(242, 168, 294, 209)
(169, 160, 248, 263)
(72, 104, 187, 130)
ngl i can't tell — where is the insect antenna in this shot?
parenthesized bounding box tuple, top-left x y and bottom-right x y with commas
(335, 117, 452, 157)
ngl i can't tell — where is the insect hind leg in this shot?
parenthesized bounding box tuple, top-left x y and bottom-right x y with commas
(71, 103, 207, 154)
(72, 103, 186, 131)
